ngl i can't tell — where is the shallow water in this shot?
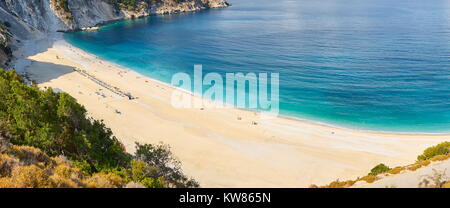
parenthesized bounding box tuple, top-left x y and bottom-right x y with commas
(65, 0, 450, 132)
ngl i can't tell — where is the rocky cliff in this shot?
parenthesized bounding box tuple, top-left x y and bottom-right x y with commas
(0, 0, 229, 33)
(0, 24, 12, 67)
(0, 0, 228, 67)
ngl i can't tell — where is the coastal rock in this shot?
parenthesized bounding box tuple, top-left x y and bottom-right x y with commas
(0, 0, 69, 33)
(67, 0, 124, 30)
(0, 23, 13, 68)
(0, 4, 38, 40)
(0, 0, 228, 69)
(0, 0, 229, 33)
(151, 0, 229, 15)
(0, 0, 229, 64)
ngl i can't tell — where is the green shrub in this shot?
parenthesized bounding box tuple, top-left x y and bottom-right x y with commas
(417, 142, 450, 161)
(0, 69, 197, 188)
(55, 0, 70, 13)
(135, 142, 199, 187)
(141, 176, 165, 188)
(0, 69, 129, 173)
(118, 0, 138, 11)
(369, 163, 391, 176)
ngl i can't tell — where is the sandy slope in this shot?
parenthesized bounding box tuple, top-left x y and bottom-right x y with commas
(353, 159, 450, 188)
(15, 35, 450, 187)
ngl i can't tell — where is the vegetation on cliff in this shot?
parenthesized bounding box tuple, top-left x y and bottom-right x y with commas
(0, 138, 125, 188)
(417, 142, 450, 161)
(0, 69, 198, 188)
(118, 0, 142, 11)
(52, 0, 73, 22)
(55, 0, 70, 13)
(314, 141, 450, 188)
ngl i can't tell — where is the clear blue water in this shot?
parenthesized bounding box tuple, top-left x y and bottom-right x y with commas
(64, 0, 450, 133)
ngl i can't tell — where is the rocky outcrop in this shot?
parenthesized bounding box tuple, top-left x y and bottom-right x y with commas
(0, 23, 13, 68)
(150, 0, 229, 15)
(0, 0, 229, 34)
(0, 0, 228, 68)
(67, 0, 124, 30)
(0, 0, 69, 33)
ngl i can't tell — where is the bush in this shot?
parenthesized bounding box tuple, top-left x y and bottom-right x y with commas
(7, 165, 53, 188)
(118, 0, 138, 11)
(369, 163, 391, 176)
(83, 172, 125, 188)
(417, 142, 450, 161)
(135, 142, 199, 188)
(0, 139, 127, 188)
(0, 69, 130, 173)
(55, 0, 70, 13)
(0, 69, 198, 188)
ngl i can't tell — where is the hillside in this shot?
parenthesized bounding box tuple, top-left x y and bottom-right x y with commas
(353, 159, 450, 188)
(0, 0, 229, 188)
(316, 142, 450, 188)
(0, 137, 125, 188)
(0, 68, 198, 188)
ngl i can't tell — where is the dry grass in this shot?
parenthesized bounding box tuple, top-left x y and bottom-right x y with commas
(407, 163, 422, 171)
(0, 138, 125, 188)
(83, 172, 125, 188)
(430, 154, 450, 162)
(388, 167, 405, 175)
(418, 160, 431, 167)
(7, 165, 53, 188)
(442, 182, 450, 188)
(419, 169, 449, 188)
(320, 179, 356, 188)
(359, 175, 378, 183)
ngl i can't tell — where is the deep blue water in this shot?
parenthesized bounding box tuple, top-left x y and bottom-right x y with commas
(64, 0, 450, 133)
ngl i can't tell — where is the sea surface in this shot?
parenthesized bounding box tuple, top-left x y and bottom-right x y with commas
(64, 0, 450, 133)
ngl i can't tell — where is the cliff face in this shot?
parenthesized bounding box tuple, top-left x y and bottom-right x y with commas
(0, 0, 228, 68)
(68, 0, 123, 29)
(0, 0, 69, 33)
(0, 0, 229, 34)
(0, 25, 11, 67)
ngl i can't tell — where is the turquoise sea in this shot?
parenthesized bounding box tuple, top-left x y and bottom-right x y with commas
(64, 0, 450, 133)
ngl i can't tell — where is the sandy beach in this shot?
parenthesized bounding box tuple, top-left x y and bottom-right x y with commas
(14, 34, 450, 188)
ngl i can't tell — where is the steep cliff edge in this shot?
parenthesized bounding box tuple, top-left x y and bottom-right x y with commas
(0, 0, 229, 33)
(0, 0, 69, 33)
(0, 23, 12, 68)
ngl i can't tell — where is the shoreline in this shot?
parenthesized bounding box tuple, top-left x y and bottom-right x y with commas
(64, 35, 450, 136)
(16, 34, 450, 187)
